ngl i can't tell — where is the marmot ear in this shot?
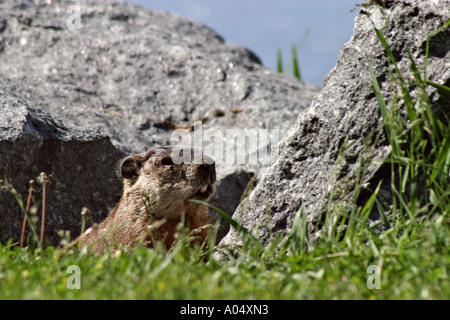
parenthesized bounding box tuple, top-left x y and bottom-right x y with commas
(120, 155, 143, 179)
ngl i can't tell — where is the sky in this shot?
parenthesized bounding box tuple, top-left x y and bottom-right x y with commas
(127, 0, 359, 86)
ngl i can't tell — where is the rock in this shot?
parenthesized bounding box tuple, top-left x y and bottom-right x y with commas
(0, 78, 125, 245)
(218, 0, 450, 253)
(0, 0, 320, 218)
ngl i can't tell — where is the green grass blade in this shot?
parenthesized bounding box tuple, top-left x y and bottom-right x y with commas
(425, 80, 450, 96)
(429, 19, 450, 38)
(424, 19, 450, 80)
(286, 204, 308, 253)
(277, 47, 283, 73)
(367, 59, 400, 157)
(292, 44, 301, 81)
(374, 27, 400, 74)
(359, 181, 384, 228)
(189, 200, 252, 237)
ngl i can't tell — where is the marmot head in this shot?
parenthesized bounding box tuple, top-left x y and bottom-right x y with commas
(119, 147, 216, 218)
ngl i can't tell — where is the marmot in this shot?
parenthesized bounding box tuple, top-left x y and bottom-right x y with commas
(82, 146, 216, 254)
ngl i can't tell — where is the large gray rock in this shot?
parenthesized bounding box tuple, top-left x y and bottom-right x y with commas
(0, 78, 125, 245)
(0, 0, 320, 218)
(218, 0, 450, 252)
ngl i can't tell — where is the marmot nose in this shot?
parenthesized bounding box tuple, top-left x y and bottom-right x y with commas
(199, 162, 216, 184)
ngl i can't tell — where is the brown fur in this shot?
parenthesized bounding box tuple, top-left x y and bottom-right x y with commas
(82, 146, 216, 254)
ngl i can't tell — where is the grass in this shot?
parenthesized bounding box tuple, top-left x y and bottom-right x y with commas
(276, 27, 310, 81)
(0, 23, 449, 300)
(0, 211, 447, 299)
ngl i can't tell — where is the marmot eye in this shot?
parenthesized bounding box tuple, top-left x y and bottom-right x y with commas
(161, 157, 174, 166)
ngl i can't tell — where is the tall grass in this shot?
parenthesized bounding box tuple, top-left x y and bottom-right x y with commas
(276, 27, 310, 81)
(368, 24, 450, 225)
